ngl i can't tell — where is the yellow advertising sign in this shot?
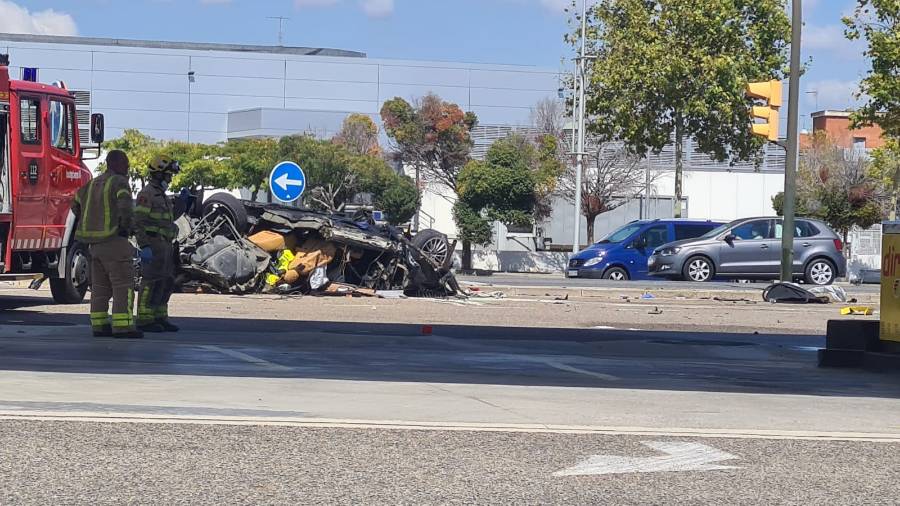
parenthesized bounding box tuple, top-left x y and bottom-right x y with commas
(0, 91, 8, 101)
(880, 223, 900, 342)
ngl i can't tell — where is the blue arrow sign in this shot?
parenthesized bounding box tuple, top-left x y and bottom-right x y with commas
(269, 161, 306, 203)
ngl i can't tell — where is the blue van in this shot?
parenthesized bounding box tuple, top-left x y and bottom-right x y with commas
(567, 219, 724, 280)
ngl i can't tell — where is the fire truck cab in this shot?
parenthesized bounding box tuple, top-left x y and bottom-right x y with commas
(0, 54, 104, 303)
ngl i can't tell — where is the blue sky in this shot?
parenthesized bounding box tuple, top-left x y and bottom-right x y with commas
(0, 0, 870, 129)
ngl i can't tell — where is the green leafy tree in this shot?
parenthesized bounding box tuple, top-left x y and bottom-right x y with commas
(225, 137, 278, 202)
(844, 2, 900, 138)
(772, 133, 885, 243)
(377, 176, 420, 225)
(102, 129, 156, 182)
(454, 136, 538, 265)
(575, 0, 791, 217)
(870, 140, 900, 219)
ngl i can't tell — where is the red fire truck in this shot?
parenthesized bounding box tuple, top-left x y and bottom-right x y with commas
(0, 54, 104, 303)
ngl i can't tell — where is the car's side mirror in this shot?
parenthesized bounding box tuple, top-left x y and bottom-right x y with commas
(724, 233, 736, 243)
(90, 113, 104, 144)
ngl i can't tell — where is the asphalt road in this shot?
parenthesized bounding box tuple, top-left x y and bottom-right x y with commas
(459, 272, 882, 294)
(1, 290, 898, 504)
(2, 421, 898, 505)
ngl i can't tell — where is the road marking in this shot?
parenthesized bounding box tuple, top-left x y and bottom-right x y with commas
(1, 412, 897, 442)
(554, 441, 740, 476)
(503, 354, 620, 381)
(200, 345, 293, 372)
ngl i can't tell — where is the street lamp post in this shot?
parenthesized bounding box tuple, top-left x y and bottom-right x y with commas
(780, 0, 802, 282)
(572, 0, 588, 254)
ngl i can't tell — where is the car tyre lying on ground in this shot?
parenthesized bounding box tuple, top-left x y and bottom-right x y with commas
(602, 266, 629, 281)
(805, 258, 836, 286)
(412, 229, 451, 267)
(50, 241, 90, 304)
(202, 193, 249, 236)
(683, 255, 714, 282)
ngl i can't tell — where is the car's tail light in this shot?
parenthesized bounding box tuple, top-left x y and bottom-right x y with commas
(833, 238, 844, 252)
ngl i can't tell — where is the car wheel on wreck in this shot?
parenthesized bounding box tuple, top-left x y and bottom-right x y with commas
(412, 229, 451, 267)
(202, 193, 249, 236)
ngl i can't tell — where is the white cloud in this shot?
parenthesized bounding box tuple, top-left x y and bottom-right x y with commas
(0, 0, 77, 36)
(360, 0, 393, 18)
(805, 79, 863, 110)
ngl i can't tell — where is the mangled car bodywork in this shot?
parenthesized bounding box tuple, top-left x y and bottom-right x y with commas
(176, 195, 459, 297)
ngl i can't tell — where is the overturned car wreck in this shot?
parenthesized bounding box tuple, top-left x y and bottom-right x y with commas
(175, 194, 460, 298)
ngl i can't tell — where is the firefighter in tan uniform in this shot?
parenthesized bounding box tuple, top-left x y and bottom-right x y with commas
(71, 150, 142, 339)
(135, 155, 180, 333)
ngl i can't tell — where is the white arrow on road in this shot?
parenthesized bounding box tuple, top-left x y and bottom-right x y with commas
(274, 173, 304, 191)
(554, 441, 740, 477)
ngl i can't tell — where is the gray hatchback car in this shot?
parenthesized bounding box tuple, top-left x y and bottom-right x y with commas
(647, 217, 847, 285)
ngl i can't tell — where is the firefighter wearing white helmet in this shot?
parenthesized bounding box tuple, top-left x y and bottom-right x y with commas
(134, 155, 181, 332)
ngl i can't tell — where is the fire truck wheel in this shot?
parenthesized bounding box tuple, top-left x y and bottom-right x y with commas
(50, 242, 90, 304)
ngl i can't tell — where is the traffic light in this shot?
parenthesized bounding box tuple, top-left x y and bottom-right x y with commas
(746, 80, 782, 142)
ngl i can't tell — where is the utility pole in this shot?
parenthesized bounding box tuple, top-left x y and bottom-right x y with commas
(780, 0, 802, 282)
(267, 16, 290, 46)
(572, 0, 587, 254)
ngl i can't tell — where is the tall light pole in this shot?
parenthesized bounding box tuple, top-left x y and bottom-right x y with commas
(267, 16, 290, 46)
(780, 0, 802, 282)
(572, 0, 587, 253)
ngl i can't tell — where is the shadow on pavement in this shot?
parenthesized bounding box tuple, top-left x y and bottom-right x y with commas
(2, 309, 898, 399)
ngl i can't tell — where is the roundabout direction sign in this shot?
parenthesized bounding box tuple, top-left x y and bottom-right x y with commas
(269, 161, 306, 203)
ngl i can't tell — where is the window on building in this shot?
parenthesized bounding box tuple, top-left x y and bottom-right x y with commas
(49, 100, 76, 154)
(19, 98, 40, 145)
(853, 137, 867, 150)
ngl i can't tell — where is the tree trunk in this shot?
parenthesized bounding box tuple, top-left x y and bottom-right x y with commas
(891, 192, 898, 221)
(586, 213, 597, 244)
(673, 113, 684, 218)
(250, 187, 259, 203)
(462, 239, 473, 271)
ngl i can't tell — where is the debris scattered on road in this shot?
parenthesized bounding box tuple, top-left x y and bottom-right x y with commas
(807, 285, 848, 303)
(762, 283, 829, 304)
(641, 293, 656, 300)
(840, 306, 874, 316)
(648, 307, 663, 315)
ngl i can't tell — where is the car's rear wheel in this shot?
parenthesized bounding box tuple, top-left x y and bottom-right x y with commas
(805, 258, 836, 285)
(602, 267, 629, 281)
(683, 256, 714, 282)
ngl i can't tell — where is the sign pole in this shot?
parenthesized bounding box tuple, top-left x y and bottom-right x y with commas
(780, 0, 802, 282)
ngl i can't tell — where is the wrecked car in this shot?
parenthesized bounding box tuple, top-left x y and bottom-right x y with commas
(175, 193, 459, 298)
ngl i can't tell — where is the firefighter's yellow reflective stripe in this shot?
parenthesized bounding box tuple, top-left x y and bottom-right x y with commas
(116, 189, 130, 199)
(127, 289, 135, 326)
(90, 312, 110, 327)
(78, 180, 96, 236)
(102, 175, 115, 235)
(135, 206, 152, 215)
(155, 307, 168, 318)
(111, 313, 132, 328)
